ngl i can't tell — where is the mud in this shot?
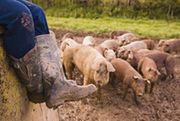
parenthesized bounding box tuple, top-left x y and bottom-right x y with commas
(54, 29, 180, 121)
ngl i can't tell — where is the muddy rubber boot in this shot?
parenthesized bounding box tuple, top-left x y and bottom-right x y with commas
(10, 45, 45, 103)
(35, 32, 97, 109)
(47, 79, 97, 109)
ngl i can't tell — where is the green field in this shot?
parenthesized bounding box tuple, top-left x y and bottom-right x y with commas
(47, 16, 180, 39)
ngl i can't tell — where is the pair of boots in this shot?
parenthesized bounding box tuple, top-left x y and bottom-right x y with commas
(11, 32, 97, 109)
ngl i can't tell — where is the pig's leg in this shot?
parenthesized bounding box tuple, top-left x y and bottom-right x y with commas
(63, 61, 74, 79)
(150, 82, 155, 93)
(133, 90, 139, 105)
(109, 73, 116, 88)
(165, 57, 175, 81)
(144, 81, 148, 93)
(81, 77, 93, 104)
(122, 84, 129, 100)
(159, 68, 166, 81)
(83, 77, 89, 85)
(97, 84, 102, 101)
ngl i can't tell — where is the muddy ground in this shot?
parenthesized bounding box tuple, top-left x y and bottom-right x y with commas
(53, 29, 180, 121)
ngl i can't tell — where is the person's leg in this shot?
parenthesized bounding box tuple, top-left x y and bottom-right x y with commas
(36, 31, 97, 109)
(16, 1, 98, 108)
(0, 0, 97, 108)
(0, 0, 35, 59)
(17, 0, 49, 35)
(0, 0, 44, 102)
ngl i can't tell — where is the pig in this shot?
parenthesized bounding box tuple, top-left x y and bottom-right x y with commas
(116, 32, 138, 45)
(158, 39, 177, 47)
(63, 45, 115, 99)
(116, 48, 132, 60)
(82, 36, 95, 46)
(127, 49, 175, 80)
(94, 39, 120, 57)
(110, 31, 137, 45)
(161, 39, 180, 54)
(110, 30, 130, 39)
(94, 45, 107, 55)
(60, 38, 80, 62)
(103, 49, 116, 61)
(137, 57, 161, 93)
(158, 39, 166, 47)
(110, 58, 146, 105)
(100, 39, 120, 51)
(94, 47, 116, 61)
(61, 33, 74, 41)
(60, 38, 80, 52)
(142, 39, 155, 50)
(116, 41, 148, 59)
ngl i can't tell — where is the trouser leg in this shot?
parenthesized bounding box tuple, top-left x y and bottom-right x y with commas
(17, 0, 49, 35)
(0, 0, 35, 59)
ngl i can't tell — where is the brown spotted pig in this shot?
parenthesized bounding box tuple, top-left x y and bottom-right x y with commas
(110, 58, 146, 105)
(161, 39, 180, 54)
(127, 50, 175, 80)
(138, 57, 160, 93)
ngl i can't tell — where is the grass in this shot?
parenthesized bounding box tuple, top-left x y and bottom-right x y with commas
(47, 16, 180, 39)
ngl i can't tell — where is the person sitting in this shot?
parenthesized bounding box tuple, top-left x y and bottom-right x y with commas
(0, 0, 97, 109)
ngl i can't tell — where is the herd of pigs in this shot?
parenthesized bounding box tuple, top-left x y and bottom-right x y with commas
(59, 31, 180, 105)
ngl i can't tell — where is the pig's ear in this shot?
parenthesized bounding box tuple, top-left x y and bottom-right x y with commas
(156, 70, 161, 76)
(61, 43, 69, 51)
(91, 61, 100, 71)
(144, 79, 151, 84)
(158, 40, 165, 47)
(107, 62, 115, 72)
(133, 76, 139, 80)
(103, 48, 109, 57)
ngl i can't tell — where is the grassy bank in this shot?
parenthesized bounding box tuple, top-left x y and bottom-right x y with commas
(47, 17, 180, 39)
(33, 0, 180, 19)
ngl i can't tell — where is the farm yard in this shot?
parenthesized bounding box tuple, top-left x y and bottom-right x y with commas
(52, 29, 180, 121)
(0, 1, 179, 121)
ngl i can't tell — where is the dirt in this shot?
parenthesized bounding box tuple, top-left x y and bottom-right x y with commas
(53, 29, 180, 121)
